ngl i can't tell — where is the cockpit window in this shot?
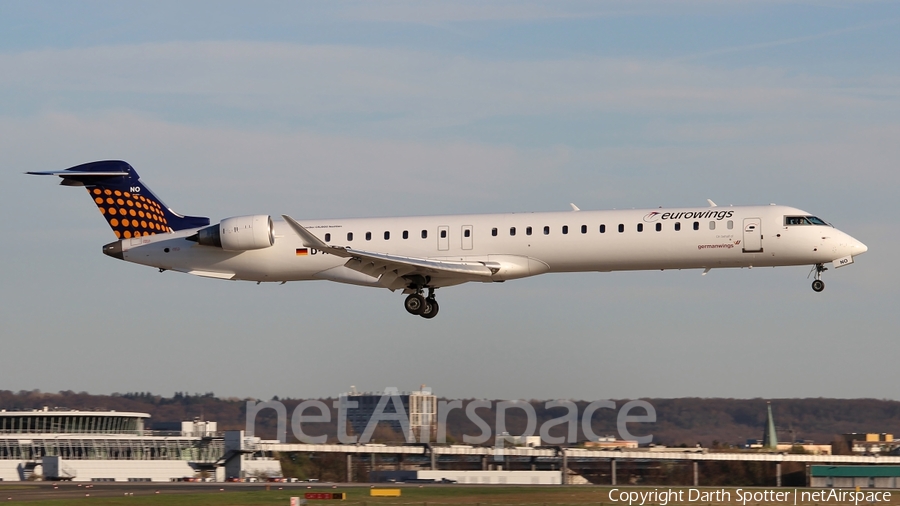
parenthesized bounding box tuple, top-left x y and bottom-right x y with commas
(785, 216, 830, 226)
(785, 216, 810, 225)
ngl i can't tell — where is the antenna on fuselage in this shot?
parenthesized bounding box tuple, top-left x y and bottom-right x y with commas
(707, 199, 717, 207)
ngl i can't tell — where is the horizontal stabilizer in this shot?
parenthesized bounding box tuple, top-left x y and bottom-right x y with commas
(27, 170, 130, 178)
(28, 160, 209, 238)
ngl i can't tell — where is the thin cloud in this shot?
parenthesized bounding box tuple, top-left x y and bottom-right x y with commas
(671, 18, 900, 63)
(1, 111, 571, 218)
(334, 0, 646, 24)
(1, 42, 895, 127)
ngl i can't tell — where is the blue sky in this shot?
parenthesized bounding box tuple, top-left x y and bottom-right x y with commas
(1, 1, 898, 401)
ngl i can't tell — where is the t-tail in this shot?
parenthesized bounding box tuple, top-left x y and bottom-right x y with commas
(27, 160, 209, 239)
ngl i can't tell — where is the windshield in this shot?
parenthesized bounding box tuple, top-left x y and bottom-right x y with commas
(785, 215, 831, 226)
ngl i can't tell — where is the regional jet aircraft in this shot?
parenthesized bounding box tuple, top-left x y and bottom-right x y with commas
(30, 161, 868, 318)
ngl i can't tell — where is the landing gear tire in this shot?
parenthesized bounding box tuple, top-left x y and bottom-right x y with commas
(809, 263, 827, 292)
(420, 298, 439, 319)
(404, 294, 427, 315)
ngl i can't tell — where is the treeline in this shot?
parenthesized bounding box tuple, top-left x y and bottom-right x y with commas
(2, 390, 898, 447)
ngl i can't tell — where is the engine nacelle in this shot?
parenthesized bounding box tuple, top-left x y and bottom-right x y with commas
(194, 215, 275, 251)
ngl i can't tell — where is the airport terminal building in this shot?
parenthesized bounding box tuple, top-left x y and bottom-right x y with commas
(0, 408, 281, 482)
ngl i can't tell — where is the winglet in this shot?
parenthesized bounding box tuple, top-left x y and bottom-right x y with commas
(281, 215, 331, 250)
(281, 215, 353, 259)
(707, 199, 717, 207)
(570, 203, 580, 212)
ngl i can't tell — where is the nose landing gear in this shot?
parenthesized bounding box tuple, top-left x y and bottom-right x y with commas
(404, 287, 440, 318)
(809, 263, 827, 292)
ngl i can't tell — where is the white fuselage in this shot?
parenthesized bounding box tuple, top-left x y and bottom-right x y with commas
(116, 204, 867, 288)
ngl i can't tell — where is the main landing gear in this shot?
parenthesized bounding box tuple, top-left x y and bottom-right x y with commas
(404, 287, 439, 319)
(810, 263, 827, 292)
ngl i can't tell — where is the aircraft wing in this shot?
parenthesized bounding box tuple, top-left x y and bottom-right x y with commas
(282, 215, 493, 287)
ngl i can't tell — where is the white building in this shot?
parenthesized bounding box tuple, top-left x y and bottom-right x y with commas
(0, 408, 280, 482)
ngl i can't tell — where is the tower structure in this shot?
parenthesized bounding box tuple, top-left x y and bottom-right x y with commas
(763, 401, 778, 449)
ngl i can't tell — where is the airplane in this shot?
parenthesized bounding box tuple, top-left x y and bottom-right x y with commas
(29, 160, 868, 319)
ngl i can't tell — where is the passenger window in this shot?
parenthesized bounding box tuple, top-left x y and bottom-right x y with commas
(637, 223, 643, 232)
(656, 223, 661, 232)
(403, 230, 409, 239)
(544, 226, 550, 235)
(464, 229, 471, 238)
(325, 233, 331, 242)
(675, 222, 681, 231)
(600, 224, 606, 233)
(440, 230, 447, 239)
(347, 232, 353, 241)
(618, 224, 624, 233)
(366, 232, 372, 241)
(562, 225, 568, 234)
(421, 230, 428, 239)
(526, 226, 532, 236)
(709, 221, 715, 230)
(727, 220, 733, 230)
(581, 225, 587, 234)
(510, 227, 516, 236)
(492, 228, 497, 237)
(384, 231, 390, 240)
(693, 222, 699, 231)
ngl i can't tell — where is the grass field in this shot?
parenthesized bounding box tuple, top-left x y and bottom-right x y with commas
(1, 485, 897, 506)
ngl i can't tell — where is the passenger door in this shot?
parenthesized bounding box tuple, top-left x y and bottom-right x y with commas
(742, 218, 763, 252)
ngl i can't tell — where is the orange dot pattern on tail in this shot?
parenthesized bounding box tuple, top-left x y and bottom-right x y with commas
(88, 188, 170, 239)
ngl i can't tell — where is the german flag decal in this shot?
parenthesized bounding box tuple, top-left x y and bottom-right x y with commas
(296, 248, 309, 256)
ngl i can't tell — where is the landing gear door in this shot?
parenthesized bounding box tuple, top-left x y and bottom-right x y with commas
(742, 218, 763, 253)
(461, 225, 473, 250)
(438, 226, 450, 251)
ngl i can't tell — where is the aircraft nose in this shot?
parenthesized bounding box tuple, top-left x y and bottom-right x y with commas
(852, 239, 868, 255)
